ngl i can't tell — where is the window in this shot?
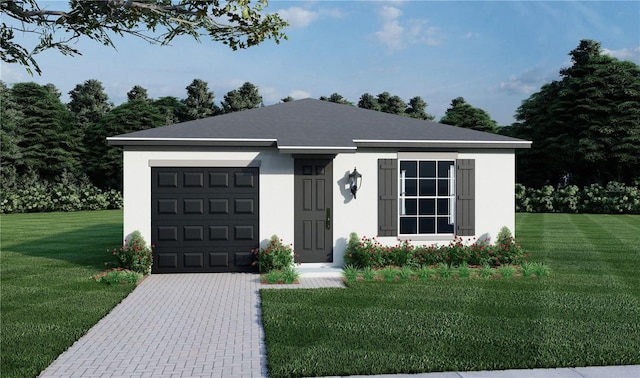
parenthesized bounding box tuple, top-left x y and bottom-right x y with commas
(377, 158, 474, 238)
(398, 160, 455, 235)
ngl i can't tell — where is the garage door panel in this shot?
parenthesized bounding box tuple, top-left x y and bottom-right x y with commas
(152, 167, 259, 273)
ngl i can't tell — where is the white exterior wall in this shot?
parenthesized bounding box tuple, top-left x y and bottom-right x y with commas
(122, 147, 515, 266)
(122, 147, 295, 247)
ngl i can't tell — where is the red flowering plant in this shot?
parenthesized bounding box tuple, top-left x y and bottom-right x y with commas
(251, 235, 295, 273)
(110, 231, 153, 275)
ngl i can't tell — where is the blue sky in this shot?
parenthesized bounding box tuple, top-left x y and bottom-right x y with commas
(1, 1, 639, 125)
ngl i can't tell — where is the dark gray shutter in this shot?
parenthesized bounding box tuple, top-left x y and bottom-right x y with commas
(378, 159, 397, 236)
(456, 159, 475, 236)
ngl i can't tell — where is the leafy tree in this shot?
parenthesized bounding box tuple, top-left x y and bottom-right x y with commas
(68, 79, 112, 132)
(84, 99, 165, 189)
(10, 82, 80, 181)
(182, 79, 219, 120)
(440, 97, 497, 133)
(0, 81, 24, 189)
(376, 92, 406, 115)
(43, 83, 61, 98)
(319, 93, 353, 106)
(1, 0, 288, 75)
(357, 93, 381, 111)
(405, 96, 435, 121)
(281, 96, 294, 103)
(127, 85, 149, 102)
(512, 39, 640, 187)
(221, 82, 263, 113)
(154, 96, 187, 125)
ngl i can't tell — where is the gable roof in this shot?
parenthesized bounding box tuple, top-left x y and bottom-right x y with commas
(107, 98, 531, 152)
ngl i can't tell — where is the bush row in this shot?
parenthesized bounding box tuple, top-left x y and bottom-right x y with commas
(515, 181, 640, 214)
(343, 227, 528, 269)
(1, 179, 122, 213)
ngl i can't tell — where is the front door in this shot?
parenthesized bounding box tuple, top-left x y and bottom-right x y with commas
(294, 158, 333, 263)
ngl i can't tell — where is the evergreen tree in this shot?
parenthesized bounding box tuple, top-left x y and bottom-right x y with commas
(0, 81, 24, 189)
(319, 93, 353, 106)
(405, 96, 435, 121)
(376, 92, 406, 115)
(10, 82, 80, 181)
(513, 39, 640, 186)
(127, 85, 149, 101)
(154, 96, 188, 125)
(357, 93, 380, 111)
(182, 79, 218, 120)
(84, 99, 165, 189)
(68, 79, 112, 133)
(221, 82, 263, 113)
(440, 97, 497, 133)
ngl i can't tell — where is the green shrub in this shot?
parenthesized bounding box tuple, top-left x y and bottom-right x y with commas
(344, 230, 527, 270)
(282, 267, 300, 284)
(252, 235, 294, 273)
(498, 265, 517, 278)
(342, 265, 359, 282)
(456, 262, 472, 279)
(110, 231, 153, 275)
(516, 181, 640, 214)
(93, 268, 142, 285)
(362, 267, 376, 282)
(436, 263, 453, 279)
(0, 172, 123, 214)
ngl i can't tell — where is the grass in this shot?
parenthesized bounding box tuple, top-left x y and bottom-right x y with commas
(260, 214, 640, 378)
(1, 210, 134, 378)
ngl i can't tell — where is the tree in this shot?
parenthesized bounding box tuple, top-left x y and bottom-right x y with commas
(280, 96, 294, 103)
(221, 82, 263, 113)
(127, 85, 149, 102)
(0, 81, 24, 189)
(68, 79, 112, 133)
(512, 39, 640, 186)
(84, 99, 165, 189)
(1, 0, 288, 75)
(405, 96, 435, 121)
(376, 92, 405, 115)
(440, 97, 497, 133)
(319, 93, 353, 106)
(357, 93, 380, 111)
(154, 96, 187, 125)
(10, 82, 81, 181)
(182, 79, 219, 120)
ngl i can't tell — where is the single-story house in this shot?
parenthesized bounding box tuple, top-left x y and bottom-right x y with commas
(107, 98, 531, 273)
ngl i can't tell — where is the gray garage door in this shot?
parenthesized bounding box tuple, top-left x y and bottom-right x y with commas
(151, 167, 259, 273)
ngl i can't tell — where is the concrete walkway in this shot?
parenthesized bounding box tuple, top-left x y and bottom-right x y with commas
(39, 274, 640, 378)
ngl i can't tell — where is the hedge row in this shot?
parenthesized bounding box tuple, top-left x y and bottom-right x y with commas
(515, 181, 640, 214)
(344, 227, 527, 269)
(1, 181, 122, 213)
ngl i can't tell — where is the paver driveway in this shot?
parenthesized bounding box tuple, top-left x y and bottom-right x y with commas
(39, 273, 343, 378)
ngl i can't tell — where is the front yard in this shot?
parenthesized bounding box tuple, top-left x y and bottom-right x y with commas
(260, 213, 640, 377)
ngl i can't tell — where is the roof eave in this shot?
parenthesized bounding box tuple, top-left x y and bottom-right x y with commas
(353, 139, 532, 149)
(106, 137, 277, 147)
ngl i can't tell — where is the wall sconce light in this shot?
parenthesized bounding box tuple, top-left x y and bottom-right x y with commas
(349, 167, 363, 199)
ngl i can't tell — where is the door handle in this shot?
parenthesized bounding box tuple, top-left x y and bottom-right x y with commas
(326, 208, 331, 230)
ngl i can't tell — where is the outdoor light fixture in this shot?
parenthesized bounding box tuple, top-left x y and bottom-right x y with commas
(349, 167, 363, 199)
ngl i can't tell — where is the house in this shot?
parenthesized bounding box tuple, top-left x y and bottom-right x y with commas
(107, 98, 531, 273)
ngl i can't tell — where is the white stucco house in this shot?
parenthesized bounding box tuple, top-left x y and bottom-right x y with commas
(107, 99, 531, 273)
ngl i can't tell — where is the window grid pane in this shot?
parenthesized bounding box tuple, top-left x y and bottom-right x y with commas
(399, 159, 455, 236)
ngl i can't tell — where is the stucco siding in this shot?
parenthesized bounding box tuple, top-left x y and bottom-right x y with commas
(121, 147, 516, 267)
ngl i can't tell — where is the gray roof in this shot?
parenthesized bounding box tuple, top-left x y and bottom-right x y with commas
(107, 98, 530, 152)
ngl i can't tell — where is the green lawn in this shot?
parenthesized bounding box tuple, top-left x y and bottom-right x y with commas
(0, 210, 134, 378)
(260, 214, 640, 378)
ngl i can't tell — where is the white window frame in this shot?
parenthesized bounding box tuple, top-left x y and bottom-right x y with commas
(398, 158, 456, 237)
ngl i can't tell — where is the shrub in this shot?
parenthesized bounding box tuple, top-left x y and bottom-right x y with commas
(344, 229, 527, 270)
(93, 268, 142, 285)
(252, 235, 294, 273)
(516, 181, 640, 214)
(111, 231, 153, 275)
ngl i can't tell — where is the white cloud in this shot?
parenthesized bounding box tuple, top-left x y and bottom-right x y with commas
(462, 31, 480, 39)
(498, 75, 538, 95)
(278, 7, 318, 28)
(603, 46, 640, 64)
(289, 89, 312, 99)
(373, 6, 404, 50)
(372, 5, 442, 50)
